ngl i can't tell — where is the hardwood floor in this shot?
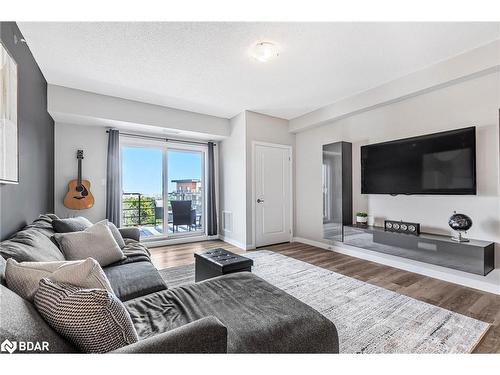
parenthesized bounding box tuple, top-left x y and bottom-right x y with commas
(149, 239, 500, 353)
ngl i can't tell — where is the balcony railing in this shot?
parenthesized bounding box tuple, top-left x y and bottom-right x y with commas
(122, 192, 203, 237)
(122, 193, 159, 227)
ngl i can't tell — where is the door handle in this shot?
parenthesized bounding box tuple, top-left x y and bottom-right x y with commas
(257, 198, 264, 203)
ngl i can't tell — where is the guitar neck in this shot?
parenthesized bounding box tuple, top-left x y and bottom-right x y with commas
(77, 159, 82, 186)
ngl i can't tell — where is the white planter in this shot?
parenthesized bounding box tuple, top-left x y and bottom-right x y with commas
(356, 216, 368, 224)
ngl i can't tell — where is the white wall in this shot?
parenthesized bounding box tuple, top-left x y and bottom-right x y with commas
(48, 85, 230, 140)
(219, 112, 247, 248)
(295, 71, 500, 270)
(219, 110, 295, 248)
(245, 111, 295, 246)
(54, 123, 108, 223)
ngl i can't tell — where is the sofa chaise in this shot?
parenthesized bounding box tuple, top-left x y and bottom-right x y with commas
(0, 214, 339, 353)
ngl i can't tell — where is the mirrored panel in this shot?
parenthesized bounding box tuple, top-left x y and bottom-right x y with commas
(322, 142, 352, 242)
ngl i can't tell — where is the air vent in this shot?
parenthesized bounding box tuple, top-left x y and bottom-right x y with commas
(222, 211, 233, 233)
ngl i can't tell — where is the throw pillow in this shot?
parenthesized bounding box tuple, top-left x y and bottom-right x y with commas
(34, 278, 138, 353)
(5, 257, 114, 302)
(96, 220, 126, 248)
(0, 256, 6, 286)
(52, 216, 93, 233)
(0, 228, 65, 263)
(53, 221, 125, 267)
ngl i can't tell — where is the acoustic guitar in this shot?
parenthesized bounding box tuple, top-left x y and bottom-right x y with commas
(63, 150, 95, 210)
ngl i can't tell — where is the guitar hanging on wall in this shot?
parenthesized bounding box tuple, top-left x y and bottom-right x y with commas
(63, 150, 95, 210)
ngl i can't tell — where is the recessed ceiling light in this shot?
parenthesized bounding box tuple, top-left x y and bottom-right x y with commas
(251, 42, 279, 63)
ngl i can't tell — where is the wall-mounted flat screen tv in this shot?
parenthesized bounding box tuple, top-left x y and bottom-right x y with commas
(361, 127, 476, 195)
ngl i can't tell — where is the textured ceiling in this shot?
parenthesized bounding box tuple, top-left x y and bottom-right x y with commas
(18, 22, 500, 119)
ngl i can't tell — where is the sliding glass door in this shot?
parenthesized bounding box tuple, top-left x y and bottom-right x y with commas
(167, 148, 204, 235)
(121, 139, 206, 240)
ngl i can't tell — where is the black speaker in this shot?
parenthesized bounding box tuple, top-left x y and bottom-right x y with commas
(384, 220, 420, 236)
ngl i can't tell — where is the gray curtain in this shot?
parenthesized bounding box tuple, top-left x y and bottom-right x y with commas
(106, 129, 121, 226)
(206, 142, 217, 235)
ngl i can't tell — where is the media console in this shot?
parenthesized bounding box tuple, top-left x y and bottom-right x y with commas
(343, 225, 494, 276)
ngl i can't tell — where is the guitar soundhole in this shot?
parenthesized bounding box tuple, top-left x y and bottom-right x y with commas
(74, 184, 89, 199)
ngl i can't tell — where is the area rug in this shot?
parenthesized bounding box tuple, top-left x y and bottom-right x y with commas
(159, 250, 490, 353)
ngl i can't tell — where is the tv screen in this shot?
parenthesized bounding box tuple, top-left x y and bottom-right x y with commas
(361, 127, 476, 195)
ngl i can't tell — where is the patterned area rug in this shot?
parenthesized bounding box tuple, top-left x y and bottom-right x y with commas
(159, 250, 490, 353)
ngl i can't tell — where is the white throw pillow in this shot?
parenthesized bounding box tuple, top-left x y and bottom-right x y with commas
(5, 257, 114, 301)
(53, 221, 125, 266)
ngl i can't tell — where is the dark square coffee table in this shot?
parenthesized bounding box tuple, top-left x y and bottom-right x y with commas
(194, 248, 254, 282)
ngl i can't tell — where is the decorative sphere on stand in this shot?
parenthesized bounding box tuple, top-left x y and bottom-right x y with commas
(448, 211, 472, 242)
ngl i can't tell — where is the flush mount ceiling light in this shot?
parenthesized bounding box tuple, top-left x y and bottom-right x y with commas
(251, 41, 279, 63)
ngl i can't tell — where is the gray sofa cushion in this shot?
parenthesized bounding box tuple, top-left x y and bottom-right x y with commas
(0, 284, 76, 353)
(125, 272, 339, 353)
(52, 216, 93, 233)
(24, 214, 59, 238)
(112, 316, 227, 353)
(0, 228, 65, 263)
(104, 261, 167, 302)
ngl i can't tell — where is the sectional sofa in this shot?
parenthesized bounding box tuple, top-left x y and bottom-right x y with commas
(0, 214, 339, 353)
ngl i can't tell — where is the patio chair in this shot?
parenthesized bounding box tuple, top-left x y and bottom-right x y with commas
(171, 200, 196, 232)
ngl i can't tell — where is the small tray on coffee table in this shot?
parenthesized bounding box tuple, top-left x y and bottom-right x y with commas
(194, 248, 254, 282)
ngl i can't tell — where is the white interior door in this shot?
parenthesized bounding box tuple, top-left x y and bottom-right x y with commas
(255, 143, 291, 247)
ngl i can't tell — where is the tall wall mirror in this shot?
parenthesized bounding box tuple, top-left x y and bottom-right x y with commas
(322, 141, 352, 242)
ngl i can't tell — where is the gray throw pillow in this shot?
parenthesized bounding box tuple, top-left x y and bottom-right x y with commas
(53, 221, 125, 267)
(97, 220, 126, 248)
(0, 228, 65, 263)
(34, 278, 138, 353)
(52, 217, 93, 233)
(0, 256, 6, 286)
(5, 257, 114, 302)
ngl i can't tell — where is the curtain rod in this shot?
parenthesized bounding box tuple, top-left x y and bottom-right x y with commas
(106, 130, 216, 146)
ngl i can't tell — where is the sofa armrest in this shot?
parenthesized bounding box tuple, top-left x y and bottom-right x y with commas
(118, 227, 141, 242)
(112, 316, 227, 353)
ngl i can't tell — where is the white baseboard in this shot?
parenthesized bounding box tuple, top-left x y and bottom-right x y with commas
(143, 234, 219, 248)
(142, 232, 252, 250)
(292, 236, 331, 250)
(219, 235, 255, 250)
(292, 237, 500, 295)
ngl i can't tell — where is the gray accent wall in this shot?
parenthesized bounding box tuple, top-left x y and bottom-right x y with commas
(0, 22, 54, 240)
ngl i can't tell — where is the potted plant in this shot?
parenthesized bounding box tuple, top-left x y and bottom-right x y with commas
(356, 212, 368, 226)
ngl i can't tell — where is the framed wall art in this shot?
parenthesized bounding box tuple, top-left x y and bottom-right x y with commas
(0, 42, 18, 184)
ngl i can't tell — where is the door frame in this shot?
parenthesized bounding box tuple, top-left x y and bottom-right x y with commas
(251, 141, 293, 248)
